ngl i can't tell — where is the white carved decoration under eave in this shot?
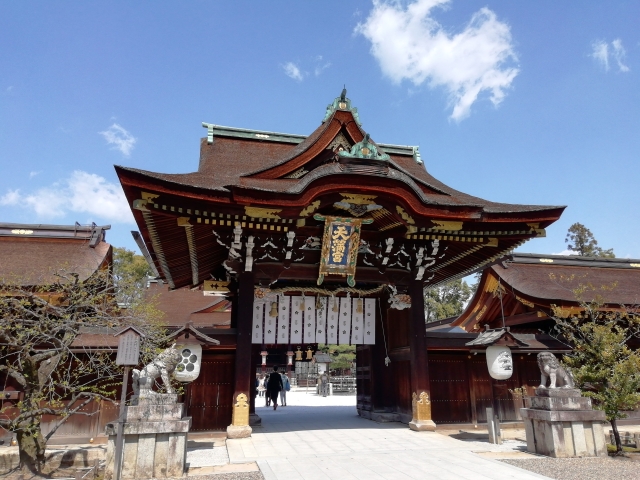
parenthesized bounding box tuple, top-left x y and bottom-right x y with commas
(431, 239, 439, 256)
(284, 230, 296, 265)
(380, 238, 394, 268)
(245, 236, 255, 272)
(232, 225, 243, 250)
(388, 285, 411, 310)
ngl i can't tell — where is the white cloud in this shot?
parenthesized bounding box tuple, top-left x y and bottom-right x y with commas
(591, 38, 629, 73)
(99, 123, 137, 156)
(552, 249, 578, 256)
(611, 39, 630, 72)
(356, 0, 519, 121)
(0, 171, 134, 223)
(591, 40, 609, 70)
(0, 190, 21, 206)
(29, 171, 42, 179)
(314, 56, 332, 76)
(282, 62, 305, 81)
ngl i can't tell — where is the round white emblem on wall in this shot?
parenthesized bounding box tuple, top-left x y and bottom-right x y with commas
(173, 343, 202, 382)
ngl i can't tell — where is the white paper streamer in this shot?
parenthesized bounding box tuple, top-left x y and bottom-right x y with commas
(326, 297, 340, 344)
(290, 296, 304, 343)
(303, 296, 316, 343)
(351, 299, 364, 345)
(339, 297, 352, 345)
(252, 303, 264, 344)
(315, 297, 327, 344)
(277, 296, 290, 344)
(264, 300, 277, 344)
(363, 298, 376, 345)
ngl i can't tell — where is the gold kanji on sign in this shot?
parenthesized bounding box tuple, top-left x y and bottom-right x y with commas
(315, 214, 371, 287)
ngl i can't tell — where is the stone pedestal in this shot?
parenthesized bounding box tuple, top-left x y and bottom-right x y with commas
(105, 394, 191, 479)
(520, 388, 607, 458)
(409, 419, 436, 432)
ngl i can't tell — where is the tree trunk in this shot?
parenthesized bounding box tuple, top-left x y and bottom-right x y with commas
(610, 419, 623, 454)
(17, 420, 47, 474)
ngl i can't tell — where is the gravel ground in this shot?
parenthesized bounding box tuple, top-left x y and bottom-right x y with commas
(501, 457, 640, 480)
(183, 474, 264, 480)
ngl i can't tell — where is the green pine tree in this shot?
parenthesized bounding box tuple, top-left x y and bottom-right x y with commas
(565, 223, 615, 258)
(551, 281, 640, 454)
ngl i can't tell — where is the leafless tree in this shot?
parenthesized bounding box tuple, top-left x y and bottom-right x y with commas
(0, 269, 165, 475)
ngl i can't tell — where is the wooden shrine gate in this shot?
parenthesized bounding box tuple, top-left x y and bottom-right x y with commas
(185, 353, 235, 431)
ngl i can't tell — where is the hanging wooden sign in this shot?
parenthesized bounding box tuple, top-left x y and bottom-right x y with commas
(314, 214, 372, 287)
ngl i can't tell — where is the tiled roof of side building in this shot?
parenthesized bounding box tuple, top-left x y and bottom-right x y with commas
(0, 223, 111, 286)
(146, 281, 231, 327)
(494, 253, 640, 305)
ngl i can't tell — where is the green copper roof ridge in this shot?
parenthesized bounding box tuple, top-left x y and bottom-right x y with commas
(202, 122, 306, 144)
(322, 88, 362, 126)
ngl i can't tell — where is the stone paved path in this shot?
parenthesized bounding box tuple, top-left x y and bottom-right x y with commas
(228, 390, 552, 480)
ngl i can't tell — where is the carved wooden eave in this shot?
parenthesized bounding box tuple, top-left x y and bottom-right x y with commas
(465, 327, 529, 348)
(116, 92, 565, 290)
(166, 322, 221, 345)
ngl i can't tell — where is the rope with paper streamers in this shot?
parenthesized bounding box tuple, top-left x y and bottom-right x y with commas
(262, 284, 387, 297)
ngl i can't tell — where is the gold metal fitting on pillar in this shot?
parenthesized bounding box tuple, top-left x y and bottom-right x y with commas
(232, 393, 249, 426)
(408, 393, 436, 430)
(269, 302, 278, 317)
(412, 392, 432, 422)
(332, 297, 339, 313)
(356, 298, 363, 314)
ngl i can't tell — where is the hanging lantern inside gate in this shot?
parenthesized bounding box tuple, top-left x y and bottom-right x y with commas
(295, 347, 303, 361)
(269, 302, 278, 317)
(306, 347, 313, 360)
(486, 345, 513, 380)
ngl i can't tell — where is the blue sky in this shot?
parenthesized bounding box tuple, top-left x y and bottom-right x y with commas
(1, 1, 638, 258)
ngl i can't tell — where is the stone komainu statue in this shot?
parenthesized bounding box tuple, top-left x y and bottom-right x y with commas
(537, 352, 575, 389)
(132, 344, 183, 397)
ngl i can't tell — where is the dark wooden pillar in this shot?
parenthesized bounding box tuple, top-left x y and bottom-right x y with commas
(371, 294, 393, 415)
(227, 271, 254, 437)
(408, 279, 436, 431)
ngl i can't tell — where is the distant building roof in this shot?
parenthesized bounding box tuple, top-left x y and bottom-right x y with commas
(147, 281, 231, 327)
(453, 252, 640, 332)
(0, 223, 111, 285)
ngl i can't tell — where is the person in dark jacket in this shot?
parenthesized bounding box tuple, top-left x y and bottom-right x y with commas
(266, 366, 284, 410)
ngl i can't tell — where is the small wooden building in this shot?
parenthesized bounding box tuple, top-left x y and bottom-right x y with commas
(417, 252, 640, 426)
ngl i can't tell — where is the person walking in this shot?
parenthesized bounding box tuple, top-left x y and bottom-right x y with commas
(280, 372, 291, 406)
(264, 373, 270, 406)
(266, 366, 284, 410)
(257, 374, 265, 397)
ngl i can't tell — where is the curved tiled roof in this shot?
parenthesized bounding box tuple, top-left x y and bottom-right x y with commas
(0, 224, 111, 286)
(494, 254, 640, 305)
(116, 107, 564, 216)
